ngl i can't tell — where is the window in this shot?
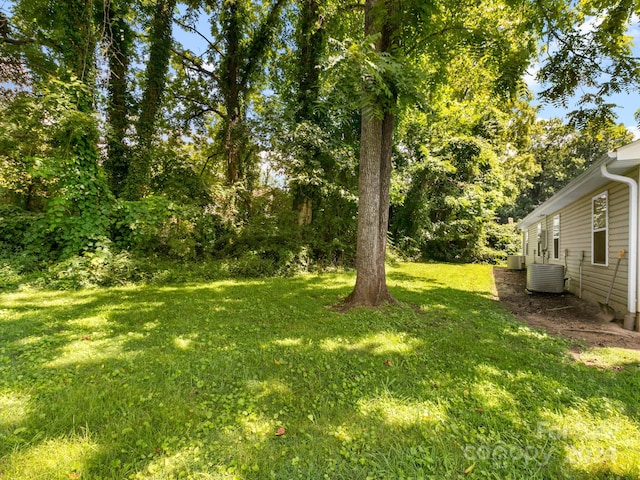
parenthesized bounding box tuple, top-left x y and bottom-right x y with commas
(536, 223, 543, 256)
(552, 215, 560, 259)
(592, 192, 608, 265)
(524, 231, 529, 255)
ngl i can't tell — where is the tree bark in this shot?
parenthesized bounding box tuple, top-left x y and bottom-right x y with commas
(218, 0, 286, 186)
(291, 0, 325, 224)
(343, 0, 397, 308)
(220, 0, 242, 185)
(345, 107, 395, 306)
(103, 0, 132, 198)
(125, 0, 176, 200)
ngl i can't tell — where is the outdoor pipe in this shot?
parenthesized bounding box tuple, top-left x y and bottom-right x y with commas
(600, 163, 638, 329)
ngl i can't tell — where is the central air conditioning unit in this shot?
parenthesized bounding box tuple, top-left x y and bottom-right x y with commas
(507, 255, 525, 270)
(526, 264, 565, 293)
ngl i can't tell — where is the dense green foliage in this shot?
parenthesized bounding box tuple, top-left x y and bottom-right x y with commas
(0, 0, 638, 279)
(502, 119, 635, 220)
(1, 264, 639, 478)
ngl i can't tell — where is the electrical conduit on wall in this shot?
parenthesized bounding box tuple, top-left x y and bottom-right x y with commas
(600, 163, 638, 330)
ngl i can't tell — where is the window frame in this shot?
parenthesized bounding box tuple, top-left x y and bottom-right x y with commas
(591, 191, 608, 266)
(552, 214, 560, 260)
(536, 223, 543, 257)
(524, 230, 529, 256)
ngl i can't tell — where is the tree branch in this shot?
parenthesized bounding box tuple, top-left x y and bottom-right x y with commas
(240, 0, 287, 89)
(0, 13, 35, 45)
(173, 17, 223, 57)
(172, 47, 220, 81)
(174, 93, 226, 120)
(200, 150, 223, 176)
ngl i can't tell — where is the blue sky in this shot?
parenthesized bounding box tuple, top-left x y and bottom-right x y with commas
(525, 15, 640, 138)
(531, 86, 640, 138)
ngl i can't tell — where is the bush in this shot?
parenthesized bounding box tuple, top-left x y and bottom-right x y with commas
(404, 219, 521, 264)
(112, 197, 235, 261)
(43, 241, 138, 289)
(113, 197, 192, 259)
(228, 251, 279, 278)
(484, 221, 521, 260)
(0, 205, 43, 254)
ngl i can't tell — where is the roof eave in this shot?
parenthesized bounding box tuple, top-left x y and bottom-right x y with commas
(517, 140, 640, 230)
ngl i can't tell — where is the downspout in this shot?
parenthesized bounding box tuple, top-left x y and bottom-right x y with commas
(600, 164, 638, 330)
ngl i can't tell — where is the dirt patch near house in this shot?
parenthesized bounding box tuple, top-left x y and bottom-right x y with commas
(493, 267, 640, 351)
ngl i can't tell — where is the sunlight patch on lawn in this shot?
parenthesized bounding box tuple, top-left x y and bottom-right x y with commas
(142, 320, 161, 331)
(471, 379, 518, 411)
(357, 395, 448, 427)
(0, 391, 31, 429)
(173, 333, 199, 350)
(237, 412, 274, 438)
(0, 437, 100, 480)
(391, 263, 497, 296)
(2, 289, 97, 305)
(272, 338, 303, 347)
(503, 324, 550, 341)
(544, 407, 640, 477)
(46, 335, 139, 367)
(67, 314, 111, 329)
(140, 446, 240, 479)
(245, 379, 292, 399)
(574, 347, 640, 370)
(14, 335, 43, 346)
(320, 332, 422, 355)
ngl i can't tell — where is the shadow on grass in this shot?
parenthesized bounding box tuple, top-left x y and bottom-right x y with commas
(0, 266, 639, 479)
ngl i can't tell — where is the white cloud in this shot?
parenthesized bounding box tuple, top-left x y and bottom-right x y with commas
(579, 15, 603, 35)
(524, 62, 541, 89)
(628, 125, 640, 140)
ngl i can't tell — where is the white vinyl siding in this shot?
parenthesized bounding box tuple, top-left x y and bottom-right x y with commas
(522, 179, 630, 314)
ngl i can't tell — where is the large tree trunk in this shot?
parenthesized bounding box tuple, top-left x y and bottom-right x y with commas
(343, 0, 396, 308)
(125, 0, 176, 200)
(220, 0, 242, 185)
(218, 0, 285, 186)
(103, 0, 132, 198)
(344, 107, 395, 306)
(291, 0, 325, 225)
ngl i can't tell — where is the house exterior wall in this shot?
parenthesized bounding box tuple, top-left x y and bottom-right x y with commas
(521, 169, 638, 316)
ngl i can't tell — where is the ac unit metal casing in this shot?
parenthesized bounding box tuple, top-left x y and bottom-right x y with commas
(526, 264, 565, 293)
(507, 255, 525, 270)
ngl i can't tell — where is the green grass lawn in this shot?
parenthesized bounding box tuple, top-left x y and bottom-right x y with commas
(1, 263, 639, 479)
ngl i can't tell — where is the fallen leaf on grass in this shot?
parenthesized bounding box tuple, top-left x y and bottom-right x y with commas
(275, 427, 286, 436)
(81, 336, 91, 341)
(464, 463, 475, 474)
(68, 472, 81, 479)
(383, 359, 393, 366)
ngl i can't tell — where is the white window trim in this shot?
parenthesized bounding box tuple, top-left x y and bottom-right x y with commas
(552, 214, 560, 259)
(524, 231, 529, 256)
(536, 223, 543, 257)
(591, 191, 608, 266)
